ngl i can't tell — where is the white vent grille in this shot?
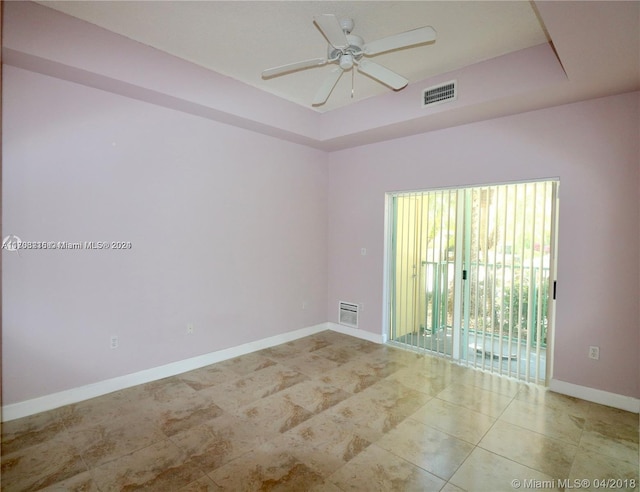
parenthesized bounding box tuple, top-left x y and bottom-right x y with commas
(338, 301, 359, 328)
(422, 80, 457, 108)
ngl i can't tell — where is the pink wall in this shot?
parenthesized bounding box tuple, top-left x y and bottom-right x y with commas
(3, 1, 320, 148)
(327, 92, 640, 398)
(2, 1, 638, 407)
(2, 66, 328, 404)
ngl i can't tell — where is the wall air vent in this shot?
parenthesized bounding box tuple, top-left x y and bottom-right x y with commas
(422, 80, 457, 108)
(338, 301, 359, 328)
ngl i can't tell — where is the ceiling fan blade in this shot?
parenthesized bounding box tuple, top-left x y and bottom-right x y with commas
(262, 58, 327, 79)
(314, 14, 349, 49)
(312, 67, 343, 106)
(357, 59, 408, 90)
(363, 26, 436, 56)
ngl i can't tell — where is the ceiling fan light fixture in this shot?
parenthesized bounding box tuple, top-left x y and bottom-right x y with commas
(339, 54, 354, 70)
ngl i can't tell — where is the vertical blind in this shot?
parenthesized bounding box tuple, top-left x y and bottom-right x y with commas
(391, 181, 556, 384)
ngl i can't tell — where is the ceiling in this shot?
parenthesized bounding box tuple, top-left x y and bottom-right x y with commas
(36, 1, 551, 112)
(16, 0, 639, 150)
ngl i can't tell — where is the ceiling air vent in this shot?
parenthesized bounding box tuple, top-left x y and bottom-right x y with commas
(422, 80, 457, 108)
(338, 301, 359, 328)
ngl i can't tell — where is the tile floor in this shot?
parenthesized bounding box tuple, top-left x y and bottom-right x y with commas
(1, 330, 638, 491)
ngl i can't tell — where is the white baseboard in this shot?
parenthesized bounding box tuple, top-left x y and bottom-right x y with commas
(326, 322, 387, 344)
(8, 324, 636, 421)
(2, 322, 330, 422)
(549, 379, 640, 414)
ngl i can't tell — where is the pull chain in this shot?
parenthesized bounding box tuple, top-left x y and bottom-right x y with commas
(351, 68, 355, 98)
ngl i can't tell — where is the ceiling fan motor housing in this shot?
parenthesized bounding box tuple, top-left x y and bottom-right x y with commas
(328, 34, 364, 70)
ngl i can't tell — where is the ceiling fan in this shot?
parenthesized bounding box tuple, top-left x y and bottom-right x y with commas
(262, 14, 437, 106)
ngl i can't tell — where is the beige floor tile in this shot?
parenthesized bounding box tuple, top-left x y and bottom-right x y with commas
(257, 342, 305, 361)
(405, 357, 466, 385)
(209, 448, 325, 491)
(579, 432, 639, 466)
(257, 431, 350, 478)
(233, 362, 307, 392)
(312, 344, 364, 365)
(376, 418, 474, 480)
(178, 475, 224, 491)
(58, 389, 136, 429)
(436, 382, 514, 418)
(214, 352, 278, 375)
(91, 439, 204, 491)
(584, 403, 640, 427)
(233, 392, 313, 434)
(569, 448, 639, 490)
(67, 412, 167, 468)
(403, 351, 460, 372)
(327, 443, 446, 491)
(450, 447, 560, 491)
(179, 365, 240, 391)
(124, 378, 225, 436)
(579, 413, 639, 463)
(277, 412, 372, 474)
(410, 398, 496, 445)
(152, 397, 225, 438)
(278, 351, 342, 377)
(515, 385, 594, 418)
(1, 433, 88, 491)
(326, 384, 425, 443)
(257, 333, 334, 361)
(315, 360, 383, 393)
(305, 429, 371, 472)
(1, 408, 66, 455)
(479, 420, 577, 479)
(198, 374, 270, 413)
(312, 330, 364, 347)
(38, 470, 100, 491)
(279, 379, 352, 414)
(369, 344, 426, 366)
(500, 398, 585, 444)
(455, 369, 524, 397)
(331, 337, 382, 354)
(307, 481, 344, 492)
(360, 379, 431, 417)
(340, 355, 408, 379)
(386, 366, 451, 396)
(286, 333, 335, 353)
(170, 412, 271, 474)
(441, 482, 467, 492)
(121, 378, 205, 413)
(201, 363, 308, 412)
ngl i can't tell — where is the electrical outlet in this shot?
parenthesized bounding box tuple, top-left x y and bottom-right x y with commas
(361, 248, 367, 256)
(302, 301, 308, 310)
(110, 336, 118, 349)
(187, 323, 194, 334)
(588, 346, 599, 360)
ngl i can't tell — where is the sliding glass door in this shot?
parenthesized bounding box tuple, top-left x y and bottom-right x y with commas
(390, 189, 458, 357)
(389, 180, 558, 384)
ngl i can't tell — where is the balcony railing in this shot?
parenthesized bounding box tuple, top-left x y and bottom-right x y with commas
(421, 260, 550, 349)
